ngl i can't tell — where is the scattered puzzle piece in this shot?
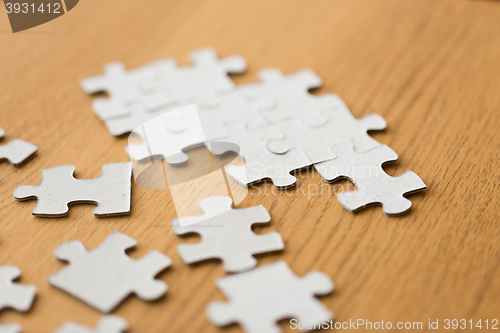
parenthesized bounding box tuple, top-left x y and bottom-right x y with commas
(141, 48, 246, 107)
(267, 111, 386, 163)
(172, 196, 284, 273)
(0, 323, 21, 333)
(53, 315, 128, 333)
(314, 143, 426, 215)
(208, 123, 312, 189)
(207, 261, 334, 333)
(0, 129, 37, 166)
(13, 162, 132, 217)
(0, 266, 36, 312)
(240, 68, 346, 126)
(48, 231, 171, 313)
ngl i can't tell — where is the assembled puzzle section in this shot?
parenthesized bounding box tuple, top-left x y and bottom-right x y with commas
(172, 196, 284, 273)
(207, 261, 334, 333)
(48, 231, 171, 313)
(13, 162, 132, 217)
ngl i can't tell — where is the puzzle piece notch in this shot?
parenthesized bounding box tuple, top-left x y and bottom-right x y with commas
(315, 143, 426, 216)
(140, 47, 247, 107)
(267, 111, 386, 163)
(0, 323, 21, 333)
(172, 196, 284, 273)
(0, 129, 37, 166)
(207, 261, 334, 333)
(53, 315, 128, 333)
(13, 162, 132, 217)
(48, 231, 171, 313)
(208, 123, 312, 189)
(0, 266, 36, 312)
(81, 62, 173, 121)
(240, 68, 347, 126)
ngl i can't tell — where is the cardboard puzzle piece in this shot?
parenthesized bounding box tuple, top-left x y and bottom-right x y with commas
(0, 266, 36, 312)
(267, 112, 386, 163)
(48, 231, 171, 313)
(314, 143, 426, 216)
(14, 162, 132, 217)
(0, 323, 21, 333)
(140, 48, 247, 107)
(81, 61, 173, 121)
(172, 196, 284, 273)
(208, 123, 312, 189)
(0, 129, 37, 166)
(53, 315, 128, 333)
(240, 68, 346, 126)
(207, 261, 334, 333)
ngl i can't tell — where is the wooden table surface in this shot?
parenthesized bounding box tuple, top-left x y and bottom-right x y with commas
(1, 0, 499, 332)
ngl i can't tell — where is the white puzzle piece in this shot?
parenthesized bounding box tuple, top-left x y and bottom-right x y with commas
(48, 231, 171, 313)
(14, 162, 132, 217)
(81, 62, 173, 120)
(0, 323, 21, 333)
(0, 266, 36, 312)
(53, 315, 128, 333)
(240, 68, 346, 126)
(0, 129, 37, 166)
(208, 123, 312, 189)
(267, 112, 386, 163)
(172, 196, 284, 273)
(207, 261, 334, 333)
(315, 143, 426, 216)
(140, 48, 246, 107)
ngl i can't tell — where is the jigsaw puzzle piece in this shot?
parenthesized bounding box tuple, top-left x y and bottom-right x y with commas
(207, 261, 334, 333)
(0, 129, 37, 166)
(81, 62, 173, 120)
(267, 111, 386, 163)
(172, 196, 283, 273)
(240, 68, 346, 126)
(0, 266, 36, 312)
(125, 105, 205, 165)
(208, 124, 312, 189)
(53, 315, 128, 333)
(141, 48, 246, 107)
(48, 231, 171, 313)
(0, 323, 21, 333)
(315, 143, 426, 216)
(13, 162, 132, 217)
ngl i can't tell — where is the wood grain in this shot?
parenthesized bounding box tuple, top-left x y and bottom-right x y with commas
(0, 0, 499, 332)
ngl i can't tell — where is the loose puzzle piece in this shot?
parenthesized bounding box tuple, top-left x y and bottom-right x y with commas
(208, 123, 312, 189)
(240, 68, 347, 126)
(314, 143, 426, 216)
(81, 62, 173, 121)
(0, 323, 21, 333)
(140, 48, 247, 107)
(267, 111, 386, 163)
(53, 315, 128, 333)
(0, 129, 37, 166)
(126, 105, 205, 165)
(172, 196, 284, 273)
(48, 231, 171, 313)
(13, 162, 132, 217)
(0, 266, 36, 312)
(207, 261, 334, 333)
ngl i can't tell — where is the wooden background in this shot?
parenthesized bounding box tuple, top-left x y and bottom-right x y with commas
(1, 0, 499, 332)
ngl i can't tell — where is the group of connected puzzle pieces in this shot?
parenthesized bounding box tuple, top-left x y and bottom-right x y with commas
(82, 47, 426, 216)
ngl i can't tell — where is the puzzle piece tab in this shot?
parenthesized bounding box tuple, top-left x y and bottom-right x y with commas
(207, 261, 334, 333)
(240, 68, 346, 126)
(14, 162, 132, 217)
(53, 315, 128, 333)
(0, 129, 37, 166)
(48, 231, 171, 313)
(0, 266, 36, 312)
(315, 143, 426, 216)
(172, 196, 284, 273)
